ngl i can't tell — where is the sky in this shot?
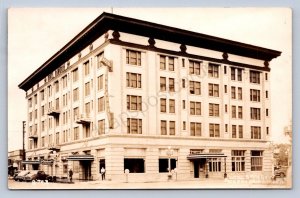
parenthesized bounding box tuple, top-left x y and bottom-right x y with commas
(7, 8, 292, 152)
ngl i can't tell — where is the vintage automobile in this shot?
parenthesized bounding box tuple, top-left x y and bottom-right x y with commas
(24, 170, 48, 182)
(274, 165, 288, 178)
(14, 170, 30, 182)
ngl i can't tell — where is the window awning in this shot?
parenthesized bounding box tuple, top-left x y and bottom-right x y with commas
(187, 153, 227, 160)
(21, 160, 41, 164)
(66, 155, 94, 161)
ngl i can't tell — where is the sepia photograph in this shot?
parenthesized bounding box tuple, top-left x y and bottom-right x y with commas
(7, 7, 292, 189)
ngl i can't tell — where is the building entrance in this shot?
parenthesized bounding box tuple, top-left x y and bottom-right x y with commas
(81, 161, 92, 181)
(193, 159, 206, 178)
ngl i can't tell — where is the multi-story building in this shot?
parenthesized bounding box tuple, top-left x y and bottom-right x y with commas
(18, 12, 281, 182)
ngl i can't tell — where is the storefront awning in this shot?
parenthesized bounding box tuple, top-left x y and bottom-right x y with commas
(66, 155, 94, 161)
(21, 160, 41, 164)
(41, 160, 54, 165)
(187, 153, 227, 160)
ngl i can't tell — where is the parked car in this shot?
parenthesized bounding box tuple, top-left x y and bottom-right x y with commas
(274, 165, 288, 178)
(24, 170, 48, 182)
(14, 170, 30, 182)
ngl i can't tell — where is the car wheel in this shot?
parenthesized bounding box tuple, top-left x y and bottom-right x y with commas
(280, 173, 285, 178)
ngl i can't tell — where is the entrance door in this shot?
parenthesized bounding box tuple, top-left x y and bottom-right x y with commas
(81, 161, 92, 181)
(199, 159, 206, 178)
(194, 161, 199, 178)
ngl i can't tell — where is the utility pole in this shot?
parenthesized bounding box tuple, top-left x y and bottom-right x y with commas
(22, 121, 26, 170)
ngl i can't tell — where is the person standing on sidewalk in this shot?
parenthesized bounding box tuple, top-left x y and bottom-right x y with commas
(69, 169, 73, 183)
(100, 167, 106, 180)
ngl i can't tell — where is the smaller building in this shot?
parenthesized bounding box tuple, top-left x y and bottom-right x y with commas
(8, 149, 24, 175)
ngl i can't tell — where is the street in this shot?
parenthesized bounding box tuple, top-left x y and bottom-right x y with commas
(8, 177, 290, 190)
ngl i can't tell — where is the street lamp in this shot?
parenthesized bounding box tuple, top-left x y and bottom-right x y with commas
(167, 146, 173, 180)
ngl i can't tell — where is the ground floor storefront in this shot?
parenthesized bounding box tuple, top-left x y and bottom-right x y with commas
(23, 136, 273, 183)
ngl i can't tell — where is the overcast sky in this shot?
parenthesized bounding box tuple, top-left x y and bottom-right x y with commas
(8, 8, 292, 152)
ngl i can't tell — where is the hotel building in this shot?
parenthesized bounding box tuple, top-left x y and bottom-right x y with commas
(18, 12, 281, 182)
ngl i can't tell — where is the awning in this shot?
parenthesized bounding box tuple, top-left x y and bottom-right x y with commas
(66, 155, 94, 161)
(21, 160, 41, 165)
(187, 153, 227, 160)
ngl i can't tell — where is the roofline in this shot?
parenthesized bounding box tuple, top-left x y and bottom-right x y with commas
(18, 12, 281, 91)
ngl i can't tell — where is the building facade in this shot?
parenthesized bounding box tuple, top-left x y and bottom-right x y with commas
(18, 13, 281, 182)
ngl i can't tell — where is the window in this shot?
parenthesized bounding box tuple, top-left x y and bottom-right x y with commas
(62, 75, 68, 89)
(127, 95, 142, 111)
(85, 102, 90, 115)
(126, 49, 141, 66)
(161, 120, 167, 135)
(63, 94, 68, 107)
(34, 109, 37, 119)
(169, 121, 175, 135)
(183, 121, 186, 130)
(34, 94, 37, 105)
(126, 72, 141, 88)
(250, 71, 260, 84)
(209, 103, 219, 117)
(124, 158, 144, 173)
(266, 127, 269, 135)
(224, 85, 227, 93)
(41, 137, 45, 147)
(231, 67, 236, 80)
(189, 81, 201, 95)
(251, 151, 263, 171)
(127, 118, 142, 134)
(209, 158, 221, 172)
(182, 100, 186, 109)
(231, 86, 236, 99)
(49, 134, 52, 145)
(251, 108, 261, 120)
(72, 68, 79, 82)
(208, 83, 219, 97)
(169, 57, 175, 71)
(237, 69, 242, 81)
(160, 77, 166, 91)
(48, 85, 52, 97)
(266, 91, 269, 99)
(29, 98, 32, 108)
(251, 126, 261, 139)
(159, 159, 176, 173)
(160, 55, 166, 70)
(250, 89, 261, 102)
(40, 90, 44, 101)
(225, 104, 228, 113)
(73, 107, 79, 121)
(225, 124, 228, 132)
(54, 81, 59, 93)
(266, 109, 269, 116)
(41, 105, 45, 116)
(160, 98, 166, 113)
(42, 121, 45, 131)
(189, 60, 201, 75)
(182, 79, 185, 88)
(231, 150, 245, 171)
(85, 82, 90, 96)
(209, 124, 220, 137)
(239, 125, 243, 138)
(190, 101, 201, 115)
(265, 73, 268, 81)
(96, 52, 104, 68)
(232, 106, 236, 118)
(55, 98, 59, 110)
(74, 127, 79, 140)
(238, 87, 242, 100)
(190, 122, 201, 136)
(169, 78, 175, 92)
(208, 64, 219, 78)
(224, 66, 227, 74)
(169, 99, 175, 113)
(98, 75, 104, 90)
(98, 119, 105, 135)
(182, 58, 185, 67)
(238, 106, 243, 119)
(98, 97, 105, 112)
(55, 132, 59, 145)
(84, 61, 90, 76)
(232, 125, 237, 138)
(73, 88, 79, 101)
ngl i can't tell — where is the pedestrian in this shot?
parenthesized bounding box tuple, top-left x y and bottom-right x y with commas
(100, 167, 105, 180)
(69, 169, 73, 183)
